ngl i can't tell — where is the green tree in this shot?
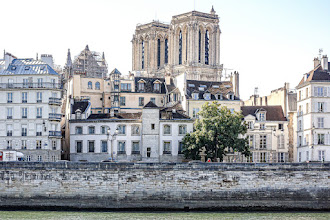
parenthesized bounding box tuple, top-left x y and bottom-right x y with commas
(182, 102, 250, 161)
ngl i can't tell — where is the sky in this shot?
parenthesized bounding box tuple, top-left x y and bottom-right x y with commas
(1, 0, 330, 100)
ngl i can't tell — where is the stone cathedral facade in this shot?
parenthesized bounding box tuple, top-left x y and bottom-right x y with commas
(131, 7, 223, 81)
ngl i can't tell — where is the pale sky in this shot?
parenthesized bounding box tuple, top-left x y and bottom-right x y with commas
(1, 0, 330, 100)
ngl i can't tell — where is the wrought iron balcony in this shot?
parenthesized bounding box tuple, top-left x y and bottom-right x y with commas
(131, 151, 140, 155)
(117, 151, 126, 155)
(49, 97, 62, 105)
(49, 113, 62, 121)
(0, 83, 62, 89)
(49, 131, 61, 137)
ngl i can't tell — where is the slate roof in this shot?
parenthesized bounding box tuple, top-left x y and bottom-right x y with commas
(0, 58, 58, 75)
(186, 80, 239, 101)
(241, 106, 287, 121)
(72, 101, 89, 114)
(87, 112, 142, 120)
(134, 77, 166, 94)
(297, 64, 330, 87)
(160, 108, 191, 120)
(143, 101, 159, 108)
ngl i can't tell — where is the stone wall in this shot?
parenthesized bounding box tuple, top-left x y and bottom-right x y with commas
(0, 162, 329, 211)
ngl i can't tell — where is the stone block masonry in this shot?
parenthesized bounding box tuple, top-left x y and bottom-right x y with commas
(0, 162, 329, 211)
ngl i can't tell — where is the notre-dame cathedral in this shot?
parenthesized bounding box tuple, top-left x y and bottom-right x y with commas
(131, 7, 223, 81)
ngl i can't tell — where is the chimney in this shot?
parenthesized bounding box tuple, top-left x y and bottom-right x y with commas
(4, 52, 15, 69)
(110, 110, 114, 117)
(165, 75, 171, 85)
(41, 54, 54, 69)
(313, 57, 320, 68)
(321, 55, 328, 71)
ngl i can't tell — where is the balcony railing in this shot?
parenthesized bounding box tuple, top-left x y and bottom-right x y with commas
(49, 113, 62, 121)
(49, 97, 62, 105)
(131, 151, 140, 155)
(49, 131, 61, 137)
(0, 83, 62, 89)
(117, 151, 126, 155)
(163, 151, 172, 155)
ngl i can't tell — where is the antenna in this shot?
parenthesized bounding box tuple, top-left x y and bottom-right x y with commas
(223, 68, 233, 79)
(254, 87, 259, 96)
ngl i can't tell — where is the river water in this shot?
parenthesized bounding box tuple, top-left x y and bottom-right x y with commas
(0, 211, 329, 220)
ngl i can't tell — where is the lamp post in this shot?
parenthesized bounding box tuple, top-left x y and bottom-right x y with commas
(107, 127, 119, 162)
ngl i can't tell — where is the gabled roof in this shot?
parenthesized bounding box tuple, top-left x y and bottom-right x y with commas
(297, 64, 330, 88)
(143, 101, 159, 108)
(72, 101, 89, 114)
(134, 77, 166, 93)
(0, 58, 58, 75)
(241, 106, 287, 121)
(110, 68, 121, 75)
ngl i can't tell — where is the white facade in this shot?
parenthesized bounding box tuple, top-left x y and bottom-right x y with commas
(0, 55, 62, 162)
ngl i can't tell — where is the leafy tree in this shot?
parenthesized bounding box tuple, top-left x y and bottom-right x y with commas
(182, 102, 250, 161)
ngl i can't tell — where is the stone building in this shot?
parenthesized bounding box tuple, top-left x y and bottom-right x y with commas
(296, 55, 330, 162)
(69, 101, 193, 162)
(132, 7, 223, 82)
(0, 53, 62, 162)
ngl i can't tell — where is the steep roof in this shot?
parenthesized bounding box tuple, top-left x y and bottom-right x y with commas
(71, 101, 89, 114)
(0, 58, 58, 75)
(241, 106, 287, 121)
(134, 77, 166, 94)
(297, 64, 330, 88)
(87, 112, 142, 120)
(160, 109, 191, 120)
(143, 101, 159, 108)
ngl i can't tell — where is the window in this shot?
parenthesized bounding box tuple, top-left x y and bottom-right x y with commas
(150, 98, 156, 104)
(318, 117, 324, 128)
(88, 81, 92, 89)
(193, 108, 200, 118)
(179, 125, 187, 135)
(315, 87, 324, 97)
(121, 83, 131, 91)
(37, 92, 42, 103)
(117, 125, 126, 135)
(298, 135, 302, 147)
(21, 124, 27, 136)
(101, 126, 109, 135)
(114, 95, 119, 101)
(76, 127, 83, 134)
(204, 93, 211, 100)
(88, 141, 95, 152)
(298, 152, 302, 162)
(154, 83, 160, 92)
(192, 93, 199, 100)
(298, 105, 302, 115)
(138, 82, 145, 91)
(36, 140, 42, 149)
(151, 124, 155, 130)
(147, 147, 151, 157)
(277, 134, 284, 149)
(139, 97, 144, 106)
(131, 125, 140, 135)
(21, 140, 27, 149)
(7, 108, 13, 119)
(258, 112, 265, 121)
(132, 141, 140, 154)
(179, 30, 182, 65)
(178, 142, 183, 154)
(7, 124, 13, 136)
(299, 91, 302, 100)
(163, 141, 171, 154)
(198, 30, 201, 63)
(260, 152, 267, 162)
(260, 124, 265, 130)
(259, 135, 267, 149)
(157, 39, 161, 67)
(306, 134, 309, 146)
(205, 30, 209, 65)
(22, 108, 28, 119)
(247, 122, 254, 129)
(95, 82, 100, 90)
(88, 126, 95, 134)
(278, 152, 285, 162)
(6, 140, 12, 150)
(76, 141, 82, 153)
(117, 141, 126, 154)
(51, 79, 56, 88)
(37, 155, 42, 162)
(318, 150, 325, 161)
(318, 134, 325, 145)
(22, 92, 27, 103)
(163, 124, 171, 135)
(36, 124, 42, 136)
(101, 141, 108, 153)
(141, 40, 145, 69)
(23, 79, 29, 88)
(37, 107, 42, 118)
(164, 38, 168, 64)
(120, 97, 126, 106)
(248, 135, 254, 148)
(37, 78, 43, 87)
(306, 88, 309, 98)
(298, 120, 302, 131)
(7, 92, 12, 103)
(318, 102, 324, 112)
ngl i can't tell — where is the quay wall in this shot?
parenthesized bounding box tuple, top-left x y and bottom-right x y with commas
(0, 162, 329, 211)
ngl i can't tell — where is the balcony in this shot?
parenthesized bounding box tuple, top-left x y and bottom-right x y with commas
(117, 151, 126, 155)
(131, 151, 140, 155)
(163, 151, 172, 155)
(49, 113, 62, 121)
(49, 97, 61, 105)
(0, 83, 62, 90)
(49, 131, 61, 138)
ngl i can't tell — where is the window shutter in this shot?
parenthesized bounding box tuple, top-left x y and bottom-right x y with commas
(285, 153, 289, 162)
(324, 102, 327, 112)
(315, 102, 318, 112)
(314, 87, 318, 97)
(326, 134, 330, 145)
(277, 136, 280, 149)
(314, 134, 318, 145)
(255, 135, 260, 150)
(328, 87, 330, 97)
(253, 135, 256, 149)
(324, 87, 328, 97)
(267, 134, 271, 150)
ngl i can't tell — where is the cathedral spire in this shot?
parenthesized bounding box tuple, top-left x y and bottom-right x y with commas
(65, 49, 73, 68)
(210, 5, 216, 15)
(85, 44, 89, 51)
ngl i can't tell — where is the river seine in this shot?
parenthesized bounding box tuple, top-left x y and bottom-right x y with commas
(0, 211, 329, 220)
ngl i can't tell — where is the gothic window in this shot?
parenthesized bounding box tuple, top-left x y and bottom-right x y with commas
(157, 39, 161, 68)
(198, 30, 201, 63)
(179, 31, 182, 65)
(141, 40, 145, 69)
(88, 81, 92, 89)
(95, 82, 100, 90)
(205, 30, 209, 65)
(185, 31, 188, 62)
(164, 38, 168, 64)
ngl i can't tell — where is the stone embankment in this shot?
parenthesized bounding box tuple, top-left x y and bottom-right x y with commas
(0, 162, 329, 211)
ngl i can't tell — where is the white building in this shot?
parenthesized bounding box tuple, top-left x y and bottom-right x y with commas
(69, 101, 194, 162)
(0, 53, 62, 162)
(296, 55, 330, 162)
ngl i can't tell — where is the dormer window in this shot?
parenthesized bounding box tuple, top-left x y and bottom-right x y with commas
(75, 109, 82, 119)
(227, 92, 234, 100)
(154, 82, 160, 92)
(192, 93, 199, 100)
(11, 66, 16, 70)
(25, 66, 30, 70)
(257, 112, 266, 121)
(138, 80, 145, 91)
(204, 93, 211, 100)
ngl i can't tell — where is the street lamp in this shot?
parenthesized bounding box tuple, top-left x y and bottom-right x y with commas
(107, 127, 119, 162)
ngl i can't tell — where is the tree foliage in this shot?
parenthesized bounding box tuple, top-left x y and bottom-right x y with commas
(182, 102, 250, 161)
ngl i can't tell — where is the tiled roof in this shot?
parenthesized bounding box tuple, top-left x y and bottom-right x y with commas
(0, 58, 58, 75)
(72, 101, 89, 114)
(241, 106, 287, 121)
(134, 77, 166, 94)
(186, 80, 239, 100)
(87, 112, 142, 120)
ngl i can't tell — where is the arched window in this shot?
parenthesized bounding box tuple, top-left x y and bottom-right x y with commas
(185, 31, 188, 62)
(157, 39, 161, 68)
(141, 40, 145, 69)
(198, 30, 201, 63)
(95, 82, 100, 90)
(164, 38, 168, 64)
(205, 30, 209, 65)
(88, 81, 92, 89)
(178, 31, 182, 65)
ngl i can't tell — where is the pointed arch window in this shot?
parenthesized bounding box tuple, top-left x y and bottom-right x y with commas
(198, 30, 201, 63)
(185, 31, 188, 62)
(88, 81, 92, 89)
(95, 82, 100, 90)
(205, 30, 209, 65)
(141, 40, 145, 69)
(179, 31, 182, 65)
(164, 38, 168, 64)
(157, 39, 161, 68)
